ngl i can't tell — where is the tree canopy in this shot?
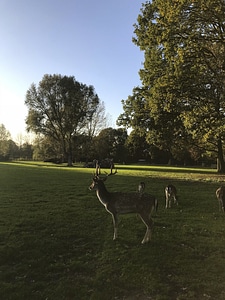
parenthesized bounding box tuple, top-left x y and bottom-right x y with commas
(92, 127, 128, 163)
(25, 74, 102, 165)
(118, 0, 225, 172)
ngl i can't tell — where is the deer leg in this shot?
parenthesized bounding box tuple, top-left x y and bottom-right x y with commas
(174, 196, 178, 205)
(154, 199, 158, 213)
(222, 201, 225, 212)
(110, 212, 118, 240)
(139, 213, 153, 244)
(165, 197, 169, 209)
(219, 200, 223, 212)
(166, 197, 171, 208)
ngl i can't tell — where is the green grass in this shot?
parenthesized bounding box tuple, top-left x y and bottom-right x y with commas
(1, 162, 225, 299)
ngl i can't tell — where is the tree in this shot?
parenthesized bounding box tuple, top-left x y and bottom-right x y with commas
(84, 100, 107, 137)
(93, 127, 128, 162)
(118, 0, 225, 172)
(125, 130, 150, 163)
(77, 100, 108, 162)
(25, 74, 100, 166)
(177, 1, 225, 172)
(32, 134, 60, 161)
(0, 124, 11, 160)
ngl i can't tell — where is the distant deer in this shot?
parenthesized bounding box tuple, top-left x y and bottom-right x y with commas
(165, 184, 178, 209)
(138, 181, 145, 194)
(89, 164, 157, 244)
(216, 186, 225, 212)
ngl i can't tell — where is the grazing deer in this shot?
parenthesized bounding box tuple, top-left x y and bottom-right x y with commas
(216, 186, 225, 212)
(89, 165, 157, 244)
(138, 181, 145, 194)
(165, 184, 178, 209)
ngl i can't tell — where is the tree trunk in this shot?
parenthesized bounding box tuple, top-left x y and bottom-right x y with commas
(67, 137, 73, 167)
(67, 154, 73, 167)
(217, 138, 225, 173)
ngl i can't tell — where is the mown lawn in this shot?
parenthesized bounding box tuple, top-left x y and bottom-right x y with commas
(0, 162, 225, 300)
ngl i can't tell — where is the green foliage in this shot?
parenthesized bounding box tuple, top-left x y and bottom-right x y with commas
(92, 127, 128, 162)
(1, 162, 225, 299)
(25, 74, 100, 165)
(124, 130, 155, 163)
(119, 0, 225, 172)
(0, 124, 20, 161)
(0, 124, 11, 158)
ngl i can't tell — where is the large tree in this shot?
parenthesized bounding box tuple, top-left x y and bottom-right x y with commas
(118, 0, 225, 172)
(25, 74, 100, 166)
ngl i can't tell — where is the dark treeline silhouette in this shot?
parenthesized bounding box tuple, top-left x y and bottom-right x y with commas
(0, 125, 216, 167)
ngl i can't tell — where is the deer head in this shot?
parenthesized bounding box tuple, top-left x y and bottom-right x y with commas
(89, 162, 117, 191)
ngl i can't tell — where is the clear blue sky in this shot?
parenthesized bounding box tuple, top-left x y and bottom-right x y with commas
(0, 0, 144, 139)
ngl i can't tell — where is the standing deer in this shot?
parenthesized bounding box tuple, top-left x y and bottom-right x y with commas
(216, 186, 225, 212)
(89, 165, 157, 244)
(138, 181, 145, 194)
(165, 184, 178, 209)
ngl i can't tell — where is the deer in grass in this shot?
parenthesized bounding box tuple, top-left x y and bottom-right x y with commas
(216, 186, 225, 212)
(89, 164, 158, 244)
(165, 184, 178, 209)
(138, 181, 145, 194)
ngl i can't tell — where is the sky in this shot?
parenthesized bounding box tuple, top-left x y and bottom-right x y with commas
(0, 0, 144, 140)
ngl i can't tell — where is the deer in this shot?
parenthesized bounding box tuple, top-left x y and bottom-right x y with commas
(138, 181, 158, 213)
(89, 164, 158, 244)
(165, 184, 178, 209)
(216, 186, 225, 212)
(138, 181, 145, 194)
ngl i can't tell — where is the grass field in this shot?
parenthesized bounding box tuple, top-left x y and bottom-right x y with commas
(1, 161, 225, 300)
